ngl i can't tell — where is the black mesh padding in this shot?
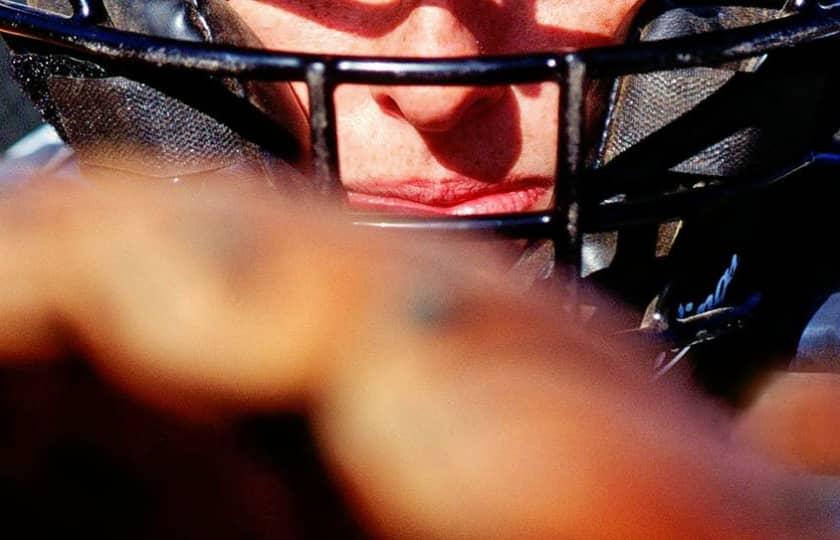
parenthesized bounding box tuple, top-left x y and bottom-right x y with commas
(9, 52, 106, 143)
(5, 0, 307, 184)
(48, 76, 260, 177)
(598, 7, 782, 178)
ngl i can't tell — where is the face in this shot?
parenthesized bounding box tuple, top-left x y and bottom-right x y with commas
(229, 0, 645, 216)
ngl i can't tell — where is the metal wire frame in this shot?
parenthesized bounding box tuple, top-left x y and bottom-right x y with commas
(1, 0, 839, 272)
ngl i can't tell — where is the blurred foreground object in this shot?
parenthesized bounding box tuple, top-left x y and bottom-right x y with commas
(0, 181, 839, 538)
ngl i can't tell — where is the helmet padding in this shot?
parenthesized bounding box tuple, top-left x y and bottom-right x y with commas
(7, 0, 308, 185)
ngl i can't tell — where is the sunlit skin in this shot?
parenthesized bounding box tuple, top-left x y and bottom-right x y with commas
(229, 0, 645, 215)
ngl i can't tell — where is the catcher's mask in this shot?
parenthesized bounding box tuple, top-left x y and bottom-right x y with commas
(1, 0, 839, 356)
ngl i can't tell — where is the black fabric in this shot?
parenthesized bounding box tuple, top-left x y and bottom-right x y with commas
(0, 41, 42, 152)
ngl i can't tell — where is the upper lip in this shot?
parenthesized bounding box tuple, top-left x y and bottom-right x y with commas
(344, 176, 553, 207)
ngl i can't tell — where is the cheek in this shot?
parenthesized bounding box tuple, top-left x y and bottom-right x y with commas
(533, 0, 645, 44)
(516, 83, 560, 167)
(229, 0, 376, 54)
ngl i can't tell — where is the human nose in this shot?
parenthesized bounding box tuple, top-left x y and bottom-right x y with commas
(370, 6, 505, 133)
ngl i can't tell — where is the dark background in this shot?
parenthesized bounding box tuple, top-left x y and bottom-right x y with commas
(0, 39, 43, 152)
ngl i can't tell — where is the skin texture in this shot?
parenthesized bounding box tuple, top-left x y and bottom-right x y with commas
(228, 0, 645, 215)
(1, 181, 840, 538)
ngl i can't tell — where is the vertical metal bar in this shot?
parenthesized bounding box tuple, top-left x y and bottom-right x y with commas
(554, 54, 586, 304)
(307, 61, 343, 196)
(70, 0, 106, 24)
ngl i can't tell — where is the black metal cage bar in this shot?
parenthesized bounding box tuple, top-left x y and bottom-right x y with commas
(69, 0, 105, 23)
(306, 61, 342, 195)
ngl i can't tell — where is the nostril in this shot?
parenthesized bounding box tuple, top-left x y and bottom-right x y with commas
(375, 94, 404, 119)
(372, 85, 506, 133)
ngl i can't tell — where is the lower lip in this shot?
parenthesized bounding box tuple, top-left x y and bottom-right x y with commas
(346, 186, 551, 216)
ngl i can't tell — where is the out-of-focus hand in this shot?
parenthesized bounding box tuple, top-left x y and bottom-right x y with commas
(0, 180, 838, 539)
(736, 372, 840, 475)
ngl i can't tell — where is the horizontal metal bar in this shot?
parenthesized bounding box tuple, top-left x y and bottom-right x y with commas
(0, 1, 837, 84)
(585, 157, 816, 231)
(0, 0, 312, 78)
(578, 7, 840, 77)
(351, 212, 554, 238)
(332, 56, 560, 85)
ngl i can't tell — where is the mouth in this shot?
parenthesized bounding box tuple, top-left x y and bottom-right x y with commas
(345, 177, 554, 216)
